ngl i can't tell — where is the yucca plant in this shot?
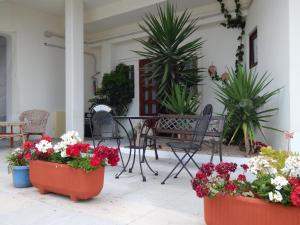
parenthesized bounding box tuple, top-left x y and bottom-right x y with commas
(216, 65, 281, 154)
(135, 2, 204, 102)
(162, 83, 200, 115)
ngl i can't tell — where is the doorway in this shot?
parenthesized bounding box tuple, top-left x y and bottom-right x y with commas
(0, 36, 6, 122)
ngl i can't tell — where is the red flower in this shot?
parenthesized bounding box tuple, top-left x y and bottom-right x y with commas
(66, 144, 80, 157)
(216, 162, 237, 175)
(24, 151, 32, 160)
(241, 164, 249, 171)
(93, 146, 120, 166)
(195, 185, 209, 198)
(90, 155, 101, 167)
(196, 171, 208, 182)
(237, 174, 246, 182)
(289, 177, 300, 188)
(23, 141, 34, 150)
(41, 135, 52, 142)
(291, 186, 300, 207)
(199, 163, 214, 176)
(78, 143, 90, 153)
(225, 181, 237, 192)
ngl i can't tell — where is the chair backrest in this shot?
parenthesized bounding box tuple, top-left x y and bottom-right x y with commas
(92, 104, 112, 113)
(91, 110, 118, 138)
(19, 110, 49, 133)
(205, 115, 226, 139)
(192, 113, 212, 144)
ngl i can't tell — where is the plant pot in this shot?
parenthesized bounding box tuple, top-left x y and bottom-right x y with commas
(29, 160, 104, 201)
(204, 195, 300, 225)
(12, 165, 32, 188)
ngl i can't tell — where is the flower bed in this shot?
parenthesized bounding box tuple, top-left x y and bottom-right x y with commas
(192, 147, 300, 224)
(16, 131, 120, 200)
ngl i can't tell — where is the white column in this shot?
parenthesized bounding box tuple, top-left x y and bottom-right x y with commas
(65, 0, 84, 137)
(289, 0, 300, 152)
(101, 43, 113, 75)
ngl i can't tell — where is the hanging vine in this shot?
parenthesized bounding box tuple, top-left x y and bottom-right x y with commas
(217, 0, 246, 68)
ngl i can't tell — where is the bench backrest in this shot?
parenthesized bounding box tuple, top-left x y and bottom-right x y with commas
(155, 114, 201, 135)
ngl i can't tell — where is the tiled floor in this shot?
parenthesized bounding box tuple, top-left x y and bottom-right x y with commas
(0, 142, 248, 225)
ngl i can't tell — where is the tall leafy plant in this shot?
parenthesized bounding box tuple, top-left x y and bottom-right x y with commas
(89, 64, 134, 115)
(135, 3, 204, 102)
(162, 83, 200, 115)
(216, 65, 280, 154)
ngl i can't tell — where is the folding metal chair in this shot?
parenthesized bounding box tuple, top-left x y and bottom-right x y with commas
(161, 113, 212, 184)
(89, 110, 125, 168)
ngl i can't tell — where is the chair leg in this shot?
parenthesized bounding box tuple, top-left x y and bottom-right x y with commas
(154, 139, 158, 160)
(116, 139, 125, 169)
(219, 141, 223, 162)
(161, 153, 189, 185)
(210, 141, 216, 163)
(174, 149, 199, 178)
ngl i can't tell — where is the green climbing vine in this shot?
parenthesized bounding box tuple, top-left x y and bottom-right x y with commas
(217, 0, 246, 67)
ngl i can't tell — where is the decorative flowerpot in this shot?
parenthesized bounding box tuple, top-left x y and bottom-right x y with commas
(29, 160, 104, 201)
(204, 195, 300, 225)
(12, 165, 32, 188)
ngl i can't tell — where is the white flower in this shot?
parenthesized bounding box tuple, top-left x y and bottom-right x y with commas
(268, 190, 283, 202)
(53, 141, 67, 153)
(12, 148, 22, 155)
(61, 131, 81, 145)
(35, 140, 52, 153)
(271, 176, 288, 190)
(248, 156, 277, 175)
(282, 156, 300, 177)
(60, 150, 67, 158)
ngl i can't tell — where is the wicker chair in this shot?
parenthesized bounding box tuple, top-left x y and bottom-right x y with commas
(19, 110, 49, 140)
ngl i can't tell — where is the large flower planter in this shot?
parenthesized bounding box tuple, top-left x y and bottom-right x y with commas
(29, 160, 104, 201)
(204, 195, 300, 225)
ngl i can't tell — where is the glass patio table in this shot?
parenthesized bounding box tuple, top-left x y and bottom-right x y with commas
(113, 116, 159, 182)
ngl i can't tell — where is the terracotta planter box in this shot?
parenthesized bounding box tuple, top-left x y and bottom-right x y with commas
(29, 160, 104, 201)
(204, 195, 300, 225)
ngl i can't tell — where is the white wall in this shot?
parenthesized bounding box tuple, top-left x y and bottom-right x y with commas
(245, 0, 290, 149)
(289, 0, 300, 152)
(0, 36, 6, 121)
(0, 2, 96, 136)
(103, 23, 239, 118)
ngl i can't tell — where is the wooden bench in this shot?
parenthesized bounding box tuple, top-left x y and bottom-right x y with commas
(0, 122, 26, 148)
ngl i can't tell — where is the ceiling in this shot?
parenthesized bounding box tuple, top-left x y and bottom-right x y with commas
(9, 0, 122, 16)
(7, 0, 217, 33)
(85, 0, 215, 33)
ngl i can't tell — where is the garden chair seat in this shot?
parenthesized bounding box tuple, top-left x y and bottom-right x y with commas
(167, 142, 200, 150)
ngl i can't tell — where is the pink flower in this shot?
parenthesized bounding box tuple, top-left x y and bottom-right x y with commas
(284, 131, 294, 140)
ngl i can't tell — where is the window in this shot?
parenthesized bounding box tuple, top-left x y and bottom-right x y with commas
(139, 59, 158, 116)
(249, 28, 258, 68)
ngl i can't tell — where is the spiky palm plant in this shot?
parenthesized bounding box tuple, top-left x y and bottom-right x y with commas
(135, 2, 204, 102)
(216, 65, 281, 154)
(162, 83, 200, 115)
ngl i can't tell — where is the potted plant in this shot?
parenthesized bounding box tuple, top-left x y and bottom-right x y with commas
(135, 3, 204, 110)
(7, 145, 32, 188)
(215, 65, 281, 154)
(24, 131, 119, 201)
(192, 147, 300, 225)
